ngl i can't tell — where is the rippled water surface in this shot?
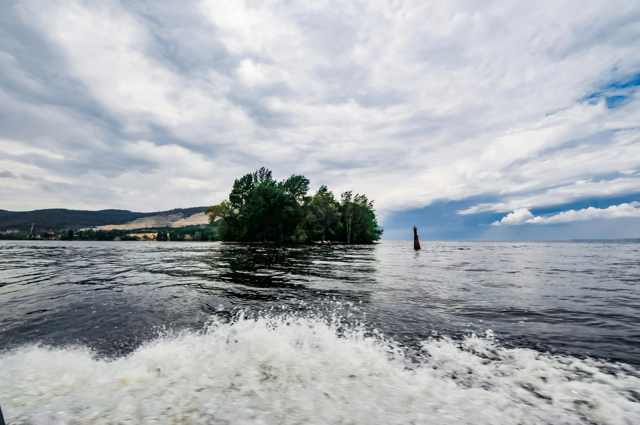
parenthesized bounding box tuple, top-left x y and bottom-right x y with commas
(1, 240, 639, 424)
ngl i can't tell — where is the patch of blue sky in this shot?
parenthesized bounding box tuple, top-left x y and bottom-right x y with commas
(524, 193, 640, 217)
(605, 95, 627, 109)
(581, 72, 640, 109)
(382, 193, 640, 241)
(382, 197, 505, 241)
(601, 73, 640, 90)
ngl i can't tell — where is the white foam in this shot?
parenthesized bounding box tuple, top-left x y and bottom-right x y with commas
(1, 314, 639, 424)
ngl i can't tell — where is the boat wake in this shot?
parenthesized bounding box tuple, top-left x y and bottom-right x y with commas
(1, 312, 639, 424)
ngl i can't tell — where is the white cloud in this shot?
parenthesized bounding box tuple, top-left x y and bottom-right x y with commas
(1, 0, 640, 216)
(492, 208, 535, 226)
(0, 138, 64, 160)
(493, 202, 640, 226)
(461, 176, 640, 214)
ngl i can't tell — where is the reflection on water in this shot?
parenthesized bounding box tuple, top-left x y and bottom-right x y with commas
(1, 241, 639, 364)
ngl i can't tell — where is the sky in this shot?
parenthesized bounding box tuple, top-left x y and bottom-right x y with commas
(1, 0, 639, 240)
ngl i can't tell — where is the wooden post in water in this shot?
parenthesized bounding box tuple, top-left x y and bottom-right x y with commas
(413, 226, 421, 250)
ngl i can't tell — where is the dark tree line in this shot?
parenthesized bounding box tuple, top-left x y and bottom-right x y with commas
(1, 224, 218, 241)
(205, 167, 383, 243)
(0, 207, 207, 232)
(71, 225, 218, 241)
(157, 225, 219, 241)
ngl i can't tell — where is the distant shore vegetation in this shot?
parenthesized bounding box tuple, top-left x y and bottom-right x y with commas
(205, 168, 383, 243)
(0, 225, 219, 242)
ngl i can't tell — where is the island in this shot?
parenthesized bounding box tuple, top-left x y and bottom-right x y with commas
(206, 167, 383, 243)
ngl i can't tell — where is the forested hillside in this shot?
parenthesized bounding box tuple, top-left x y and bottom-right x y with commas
(0, 207, 206, 232)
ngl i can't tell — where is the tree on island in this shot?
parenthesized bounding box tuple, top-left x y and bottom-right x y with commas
(205, 167, 383, 243)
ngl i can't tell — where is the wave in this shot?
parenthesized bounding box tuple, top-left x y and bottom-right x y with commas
(1, 313, 639, 424)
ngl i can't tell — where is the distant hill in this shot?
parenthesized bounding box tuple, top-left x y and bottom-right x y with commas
(0, 207, 207, 232)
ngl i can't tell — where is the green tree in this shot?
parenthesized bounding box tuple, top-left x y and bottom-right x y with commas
(206, 168, 381, 243)
(340, 192, 383, 243)
(304, 186, 342, 241)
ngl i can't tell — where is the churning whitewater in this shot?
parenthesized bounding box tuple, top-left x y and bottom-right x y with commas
(1, 240, 639, 424)
(2, 313, 640, 424)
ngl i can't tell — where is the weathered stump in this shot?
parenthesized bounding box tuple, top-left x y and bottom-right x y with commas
(413, 226, 421, 250)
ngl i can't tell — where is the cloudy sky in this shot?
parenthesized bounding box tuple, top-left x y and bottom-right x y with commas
(1, 0, 639, 240)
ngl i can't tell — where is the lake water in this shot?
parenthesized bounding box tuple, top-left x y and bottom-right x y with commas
(1, 240, 639, 424)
